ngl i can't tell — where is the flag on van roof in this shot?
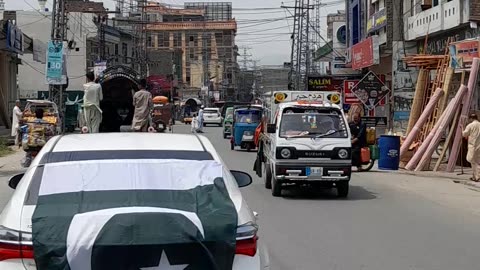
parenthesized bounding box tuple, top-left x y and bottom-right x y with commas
(31, 159, 238, 270)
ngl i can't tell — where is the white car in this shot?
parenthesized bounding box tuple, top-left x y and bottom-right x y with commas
(203, 108, 223, 126)
(0, 133, 270, 270)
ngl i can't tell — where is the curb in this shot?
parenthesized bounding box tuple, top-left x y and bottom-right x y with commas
(371, 168, 471, 182)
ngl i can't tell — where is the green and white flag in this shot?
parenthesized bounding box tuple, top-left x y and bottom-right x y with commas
(32, 158, 238, 270)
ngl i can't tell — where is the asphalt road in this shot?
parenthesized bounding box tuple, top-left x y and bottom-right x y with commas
(184, 124, 480, 270)
(1, 126, 480, 270)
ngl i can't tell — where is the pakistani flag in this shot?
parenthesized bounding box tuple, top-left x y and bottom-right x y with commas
(32, 159, 238, 270)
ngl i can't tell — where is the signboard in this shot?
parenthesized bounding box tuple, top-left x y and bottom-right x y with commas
(450, 39, 480, 69)
(418, 27, 479, 55)
(343, 80, 361, 104)
(351, 36, 380, 70)
(6, 21, 24, 54)
(351, 71, 390, 110)
(94, 61, 107, 78)
(366, 9, 387, 33)
(307, 76, 346, 92)
(45, 41, 65, 84)
(361, 117, 388, 128)
(33, 40, 47, 64)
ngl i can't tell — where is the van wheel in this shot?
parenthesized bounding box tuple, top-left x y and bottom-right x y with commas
(223, 133, 227, 139)
(337, 182, 349, 198)
(272, 178, 282, 197)
(264, 164, 272, 189)
(246, 143, 252, 152)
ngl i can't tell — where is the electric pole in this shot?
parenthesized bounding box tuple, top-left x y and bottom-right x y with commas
(284, 0, 313, 91)
(49, 0, 68, 130)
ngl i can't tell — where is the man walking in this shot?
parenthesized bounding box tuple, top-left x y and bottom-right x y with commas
(197, 105, 205, 133)
(11, 100, 22, 145)
(132, 79, 153, 132)
(83, 72, 103, 133)
(462, 113, 480, 182)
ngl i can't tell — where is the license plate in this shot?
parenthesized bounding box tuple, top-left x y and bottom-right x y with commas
(306, 167, 323, 176)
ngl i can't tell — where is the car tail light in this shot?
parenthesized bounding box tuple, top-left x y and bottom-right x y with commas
(235, 223, 258, 257)
(0, 226, 34, 261)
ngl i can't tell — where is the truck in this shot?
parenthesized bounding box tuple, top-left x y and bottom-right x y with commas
(255, 91, 352, 198)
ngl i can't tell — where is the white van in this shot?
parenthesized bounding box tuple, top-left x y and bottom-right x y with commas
(259, 95, 352, 197)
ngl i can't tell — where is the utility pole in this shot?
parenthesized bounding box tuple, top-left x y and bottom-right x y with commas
(49, 0, 68, 131)
(283, 0, 313, 91)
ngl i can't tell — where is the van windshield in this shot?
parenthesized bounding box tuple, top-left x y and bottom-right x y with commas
(279, 109, 347, 138)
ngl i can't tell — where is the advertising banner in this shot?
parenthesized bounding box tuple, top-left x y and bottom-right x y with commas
(46, 41, 65, 84)
(366, 9, 387, 33)
(307, 76, 344, 92)
(450, 39, 480, 69)
(6, 21, 24, 54)
(351, 36, 380, 70)
(351, 71, 390, 110)
(343, 80, 361, 104)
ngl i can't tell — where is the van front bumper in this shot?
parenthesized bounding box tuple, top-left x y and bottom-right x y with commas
(275, 159, 351, 181)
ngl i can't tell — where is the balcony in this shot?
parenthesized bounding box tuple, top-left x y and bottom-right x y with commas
(405, 0, 462, 41)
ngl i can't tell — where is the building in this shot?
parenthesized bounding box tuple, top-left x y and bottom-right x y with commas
(327, 10, 346, 40)
(258, 65, 290, 95)
(9, 9, 135, 101)
(403, 0, 480, 54)
(145, 2, 238, 102)
(0, 12, 35, 128)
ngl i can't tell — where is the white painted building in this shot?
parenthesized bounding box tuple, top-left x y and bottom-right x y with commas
(14, 10, 97, 98)
(13, 9, 135, 99)
(404, 0, 479, 42)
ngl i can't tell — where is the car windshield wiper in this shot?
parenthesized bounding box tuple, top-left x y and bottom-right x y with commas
(313, 130, 338, 138)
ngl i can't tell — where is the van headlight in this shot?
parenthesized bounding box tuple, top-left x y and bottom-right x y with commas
(280, 148, 292, 159)
(338, 149, 349, 159)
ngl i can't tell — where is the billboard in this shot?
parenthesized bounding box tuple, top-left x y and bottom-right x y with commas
(351, 36, 380, 70)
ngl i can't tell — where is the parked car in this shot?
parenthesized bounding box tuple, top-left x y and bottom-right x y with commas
(0, 133, 269, 270)
(203, 107, 223, 127)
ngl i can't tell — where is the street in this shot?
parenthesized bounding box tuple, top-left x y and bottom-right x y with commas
(2, 126, 480, 270)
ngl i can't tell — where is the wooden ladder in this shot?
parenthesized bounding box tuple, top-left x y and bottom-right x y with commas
(418, 42, 451, 142)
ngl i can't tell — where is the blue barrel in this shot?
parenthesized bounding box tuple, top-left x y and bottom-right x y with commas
(378, 135, 401, 170)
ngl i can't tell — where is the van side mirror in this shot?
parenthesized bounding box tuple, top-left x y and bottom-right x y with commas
(8, 173, 24, 190)
(267, 124, 276, 134)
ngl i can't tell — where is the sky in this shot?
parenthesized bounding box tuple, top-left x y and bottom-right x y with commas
(6, 0, 343, 67)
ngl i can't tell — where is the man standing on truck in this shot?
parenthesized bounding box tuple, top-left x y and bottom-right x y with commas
(349, 112, 366, 170)
(83, 72, 103, 133)
(132, 79, 153, 132)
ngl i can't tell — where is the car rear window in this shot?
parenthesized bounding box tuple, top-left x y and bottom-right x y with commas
(24, 150, 214, 206)
(205, 110, 219, 114)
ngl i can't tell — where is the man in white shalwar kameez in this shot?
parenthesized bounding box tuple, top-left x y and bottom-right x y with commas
(463, 113, 480, 182)
(11, 100, 22, 145)
(132, 79, 153, 132)
(83, 72, 103, 133)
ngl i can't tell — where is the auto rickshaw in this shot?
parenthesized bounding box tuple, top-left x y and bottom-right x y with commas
(230, 105, 262, 152)
(151, 96, 172, 133)
(223, 107, 234, 139)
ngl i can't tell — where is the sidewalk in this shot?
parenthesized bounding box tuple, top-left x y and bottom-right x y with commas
(0, 147, 24, 175)
(372, 164, 480, 191)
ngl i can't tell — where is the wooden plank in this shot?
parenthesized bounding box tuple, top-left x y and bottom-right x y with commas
(434, 106, 461, 171)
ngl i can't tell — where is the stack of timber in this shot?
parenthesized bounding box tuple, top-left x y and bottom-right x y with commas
(400, 58, 480, 172)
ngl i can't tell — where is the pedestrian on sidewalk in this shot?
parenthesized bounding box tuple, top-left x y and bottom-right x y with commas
(11, 100, 22, 146)
(83, 72, 103, 133)
(132, 79, 153, 132)
(462, 113, 480, 182)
